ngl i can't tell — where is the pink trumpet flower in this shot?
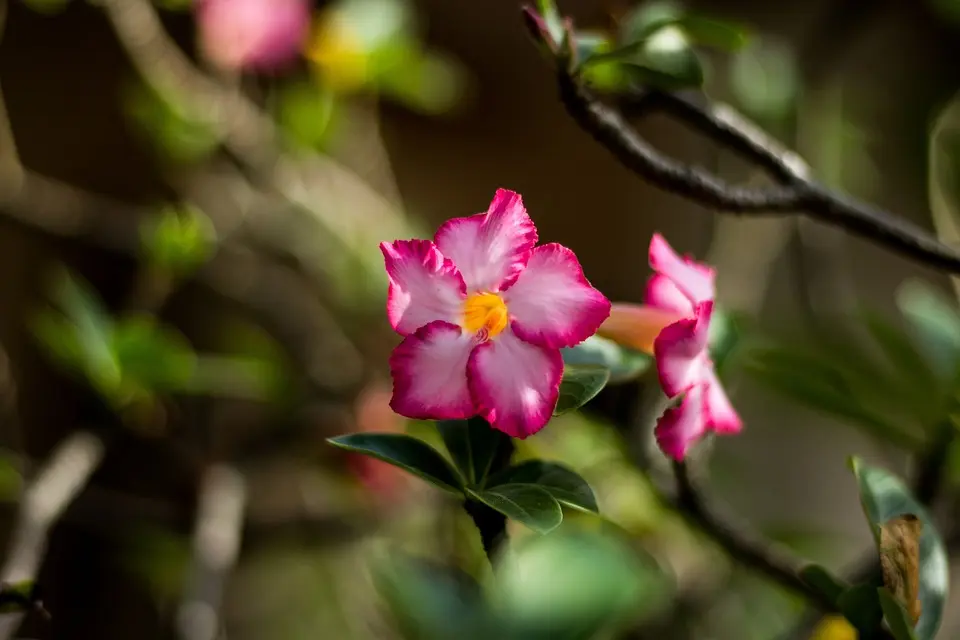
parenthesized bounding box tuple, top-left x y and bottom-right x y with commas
(598, 234, 742, 460)
(381, 189, 611, 438)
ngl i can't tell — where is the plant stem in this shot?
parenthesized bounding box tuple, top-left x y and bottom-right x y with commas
(464, 433, 515, 565)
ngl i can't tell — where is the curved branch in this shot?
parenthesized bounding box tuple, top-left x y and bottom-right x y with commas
(558, 72, 960, 275)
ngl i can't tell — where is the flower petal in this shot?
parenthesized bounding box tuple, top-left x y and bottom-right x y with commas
(505, 243, 611, 349)
(653, 301, 713, 397)
(381, 239, 467, 336)
(467, 330, 563, 438)
(389, 321, 475, 420)
(649, 233, 715, 305)
(655, 384, 707, 461)
(645, 274, 695, 315)
(434, 189, 538, 292)
(597, 303, 685, 354)
(703, 367, 742, 434)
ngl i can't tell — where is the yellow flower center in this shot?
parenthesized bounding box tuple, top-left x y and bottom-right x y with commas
(463, 292, 509, 341)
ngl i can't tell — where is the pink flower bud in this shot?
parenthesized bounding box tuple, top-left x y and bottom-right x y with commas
(196, 0, 311, 73)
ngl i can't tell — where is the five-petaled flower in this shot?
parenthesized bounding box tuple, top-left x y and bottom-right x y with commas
(380, 189, 611, 438)
(598, 234, 742, 460)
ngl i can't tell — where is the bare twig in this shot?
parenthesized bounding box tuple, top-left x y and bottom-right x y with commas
(558, 72, 960, 274)
(0, 431, 105, 639)
(176, 464, 246, 640)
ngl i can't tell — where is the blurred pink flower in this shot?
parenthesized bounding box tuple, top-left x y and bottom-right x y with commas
(598, 234, 742, 460)
(349, 383, 409, 499)
(381, 189, 610, 438)
(196, 0, 310, 73)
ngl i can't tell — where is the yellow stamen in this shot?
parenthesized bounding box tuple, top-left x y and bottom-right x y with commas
(463, 292, 509, 341)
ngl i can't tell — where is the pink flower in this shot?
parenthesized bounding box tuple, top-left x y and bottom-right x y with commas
(196, 0, 310, 73)
(381, 189, 610, 438)
(597, 234, 742, 460)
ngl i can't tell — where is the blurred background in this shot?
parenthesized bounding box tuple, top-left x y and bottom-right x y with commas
(2, 0, 960, 638)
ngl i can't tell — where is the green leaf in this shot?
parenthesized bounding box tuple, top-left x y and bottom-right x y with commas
(554, 365, 610, 415)
(743, 345, 920, 448)
(436, 417, 510, 487)
(677, 15, 749, 51)
(632, 25, 705, 90)
(469, 484, 563, 534)
(535, 0, 565, 46)
(123, 81, 220, 164)
(849, 458, 949, 640)
(799, 564, 848, 606)
(619, 0, 684, 44)
(709, 307, 747, 377)
(838, 583, 884, 636)
(487, 460, 598, 513)
(495, 531, 670, 638)
(0, 580, 40, 614)
(878, 587, 920, 640)
(111, 315, 197, 397)
(141, 204, 216, 275)
(895, 279, 960, 382)
(730, 38, 799, 121)
(561, 335, 651, 383)
(328, 433, 463, 493)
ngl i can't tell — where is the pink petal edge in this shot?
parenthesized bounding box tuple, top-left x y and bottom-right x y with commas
(506, 243, 611, 349)
(648, 233, 715, 305)
(703, 366, 743, 434)
(467, 329, 563, 439)
(388, 321, 476, 420)
(645, 273, 695, 315)
(380, 239, 467, 336)
(434, 189, 538, 293)
(653, 301, 713, 397)
(655, 384, 708, 461)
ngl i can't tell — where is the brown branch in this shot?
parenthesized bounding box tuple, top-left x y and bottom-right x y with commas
(557, 72, 960, 274)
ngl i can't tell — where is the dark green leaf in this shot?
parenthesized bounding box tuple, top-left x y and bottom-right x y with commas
(495, 531, 670, 638)
(878, 587, 920, 640)
(111, 316, 197, 395)
(469, 484, 563, 534)
(849, 458, 948, 640)
(328, 433, 463, 493)
(436, 417, 510, 486)
(487, 460, 598, 513)
(677, 16, 749, 51)
(561, 335, 651, 383)
(554, 365, 611, 415)
(896, 280, 960, 382)
(838, 584, 884, 636)
(799, 565, 848, 606)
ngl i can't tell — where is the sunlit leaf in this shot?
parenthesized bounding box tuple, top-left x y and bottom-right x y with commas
(495, 531, 670, 638)
(487, 460, 598, 513)
(633, 25, 704, 89)
(328, 433, 463, 493)
(849, 458, 948, 640)
(618, 0, 683, 44)
(554, 365, 610, 415)
(469, 484, 562, 534)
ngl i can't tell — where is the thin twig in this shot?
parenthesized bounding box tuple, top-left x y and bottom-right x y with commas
(0, 431, 106, 639)
(667, 461, 836, 612)
(558, 71, 960, 274)
(176, 464, 247, 640)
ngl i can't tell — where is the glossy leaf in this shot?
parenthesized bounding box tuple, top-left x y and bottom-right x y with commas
(469, 484, 563, 534)
(437, 417, 510, 487)
(849, 458, 949, 640)
(487, 460, 598, 513)
(328, 433, 463, 493)
(619, 0, 683, 44)
(495, 531, 670, 638)
(554, 365, 611, 415)
(560, 335, 651, 383)
(895, 280, 960, 382)
(878, 587, 920, 640)
(634, 26, 704, 89)
(799, 564, 848, 606)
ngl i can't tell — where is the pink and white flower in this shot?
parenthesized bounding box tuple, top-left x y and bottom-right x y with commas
(381, 189, 611, 438)
(597, 234, 742, 460)
(196, 0, 311, 73)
